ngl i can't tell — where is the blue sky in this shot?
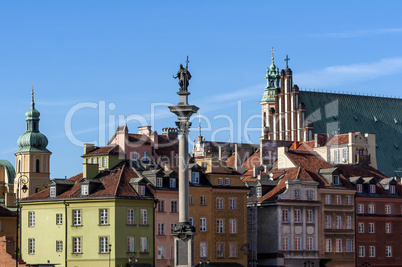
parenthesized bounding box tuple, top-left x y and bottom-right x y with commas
(1, 1, 402, 178)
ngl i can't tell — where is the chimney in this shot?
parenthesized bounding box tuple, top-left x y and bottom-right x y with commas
(83, 144, 96, 155)
(138, 126, 152, 136)
(162, 127, 178, 140)
(83, 163, 99, 179)
(293, 141, 299, 150)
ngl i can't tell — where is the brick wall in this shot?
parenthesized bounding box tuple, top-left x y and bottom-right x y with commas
(0, 236, 26, 267)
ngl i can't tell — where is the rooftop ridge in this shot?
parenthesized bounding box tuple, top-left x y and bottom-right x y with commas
(299, 88, 402, 100)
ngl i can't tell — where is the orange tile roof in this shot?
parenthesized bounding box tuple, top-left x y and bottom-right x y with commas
(225, 154, 236, 167)
(325, 133, 349, 146)
(83, 145, 122, 156)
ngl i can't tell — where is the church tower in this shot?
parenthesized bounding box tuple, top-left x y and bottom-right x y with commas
(260, 48, 280, 139)
(14, 88, 51, 198)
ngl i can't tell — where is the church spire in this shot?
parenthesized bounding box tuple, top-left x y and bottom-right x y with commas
(261, 47, 280, 103)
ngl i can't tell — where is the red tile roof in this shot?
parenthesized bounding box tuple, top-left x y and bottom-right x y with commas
(325, 133, 349, 146)
(21, 162, 152, 202)
(83, 145, 122, 156)
(225, 154, 236, 167)
(0, 205, 16, 217)
(292, 140, 315, 151)
(128, 134, 152, 145)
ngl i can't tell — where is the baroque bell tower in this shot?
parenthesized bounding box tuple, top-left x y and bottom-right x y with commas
(14, 88, 51, 198)
(260, 47, 280, 139)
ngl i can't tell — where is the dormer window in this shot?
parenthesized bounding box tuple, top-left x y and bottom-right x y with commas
(132, 151, 138, 161)
(256, 187, 262, 198)
(333, 175, 340, 185)
(50, 186, 56, 198)
(156, 177, 163, 187)
(218, 178, 223, 185)
(142, 151, 148, 162)
(139, 185, 145, 196)
(294, 189, 301, 199)
(225, 178, 230, 186)
(356, 183, 362, 193)
(192, 172, 200, 184)
(390, 185, 396, 194)
(370, 184, 376, 194)
(81, 185, 89, 196)
(170, 178, 176, 188)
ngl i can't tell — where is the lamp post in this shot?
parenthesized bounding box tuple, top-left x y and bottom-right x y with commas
(15, 175, 28, 267)
(304, 260, 314, 267)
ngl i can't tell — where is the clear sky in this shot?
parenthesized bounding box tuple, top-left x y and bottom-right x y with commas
(1, 1, 402, 178)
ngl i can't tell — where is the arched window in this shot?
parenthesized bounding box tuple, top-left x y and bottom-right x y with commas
(35, 187, 39, 193)
(36, 159, 40, 173)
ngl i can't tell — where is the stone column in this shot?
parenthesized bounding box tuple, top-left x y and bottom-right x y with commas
(169, 73, 199, 267)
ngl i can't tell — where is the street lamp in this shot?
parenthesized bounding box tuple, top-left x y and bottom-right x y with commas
(108, 243, 112, 267)
(15, 175, 28, 267)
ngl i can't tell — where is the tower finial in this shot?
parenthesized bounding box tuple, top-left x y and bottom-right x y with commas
(197, 111, 202, 137)
(284, 54, 290, 68)
(270, 47, 275, 62)
(31, 82, 35, 107)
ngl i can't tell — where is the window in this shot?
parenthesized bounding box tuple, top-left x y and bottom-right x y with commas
(92, 157, 96, 164)
(56, 240, 63, 252)
(294, 237, 302, 250)
(189, 217, 194, 226)
(294, 189, 300, 199)
(156, 177, 163, 187)
(36, 159, 40, 173)
(307, 210, 313, 223)
(81, 184, 89, 196)
(306, 190, 314, 200)
(218, 177, 223, 185)
(325, 239, 332, 252)
(358, 223, 364, 233)
(359, 246, 365, 257)
(282, 209, 289, 223)
(170, 246, 174, 260)
(346, 216, 352, 229)
(369, 246, 375, 257)
(368, 204, 375, 214)
(229, 219, 237, 234)
(99, 237, 108, 253)
(369, 222, 375, 233)
(132, 151, 138, 161)
(390, 185, 396, 194)
(98, 157, 101, 166)
(140, 237, 148, 252)
(325, 215, 332, 229)
(229, 243, 237, 258)
(256, 186, 262, 197)
(370, 184, 376, 193)
(325, 195, 331, 205)
(333, 175, 340, 185)
(386, 246, 392, 257)
(336, 239, 342, 252)
(334, 149, 340, 162)
(170, 178, 176, 188)
(335, 195, 342, 205)
(127, 237, 135, 252)
(343, 148, 349, 162)
(56, 213, 62, 225)
(50, 186, 56, 197)
(157, 246, 166, 259)
(189, 195, 194, 205)
(73, 237, 81, 253)
(73, 210, 81, 226)
(282, 237, 289, 250)
(140, 209, 147, 225)
(158, 223, 165, 235)
(200, 218, 207, 232)
(386, 223, 392, 233)
(346, 195, 352, 205)
(336, 216, 342, 229)
(216, 197, 224, 210)
(99, 209, 108, 225)
(216, 243, 224, 258)
(171, 200, 178, 213)
(357, 184, 362, 193)
(28, 238, 35, 254)
(192, 172, 200, 184)
(385, 204, 391, 214)
(103, 157, 107, 167)
(139, 185, 145, 196)
(86, 158, 90, 164)
(358, 204, 364, 214)
(158, 200, 165, 212)
(307, 237, 314, 250)
(200, 195, 207, 205)
(225, 178, 230, 186)
(294, 209, 301, 223)
(127, 209, 135, 224)
(142, 151, 148, 162)
(170, 223, 177, 235)
(200, 242, 207, 257)
(28, 211, 35, 227)
(216, 219, 224, 233)
(229, 198, 237, 210)
(346, 239, 353, 252)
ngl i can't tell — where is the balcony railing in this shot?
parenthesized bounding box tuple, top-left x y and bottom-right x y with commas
(356, 154, 371, 164)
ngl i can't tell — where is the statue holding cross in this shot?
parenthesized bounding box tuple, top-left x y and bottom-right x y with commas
(174, 56, 192, 92)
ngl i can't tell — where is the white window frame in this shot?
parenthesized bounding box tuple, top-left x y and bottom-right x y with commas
(218, 177, 223, 185)
(385, 204, 391, 214)
(99, 209, 108, 225)
(103, 157, 107, 167)
(140, 209, 147, 225)
(357, 184, 362, 193)
(216, 219, 224, 234)
(370, 184, 376, 193)
(346, 216, 352, 229)
(282, 209, 289, 223)
(229, 242, 237, 258)
(229, 219, 237, 234)
(81, 184, 89, 196)
(333, 175, 340, 185)
(294, 237, 302, 250)
(346, 195, 352, 205)
(157, 245, 166, 260)
(156, 177, 163, 187)
(335, 195, 341, 205)
(192, 172, 200, 184)
(336, 216, 342, 229)
(200, 217, 207, 232)
(325, 215, 332, 229)
(56, 240, 63, 252)
(189, 195, 193, 205)
(359, 246, 365, 257)
(73, 209, 81, 226)
(216, 197, 224, 210)
(132, 151, 138, 161)
(139, 185, 145, 196)
(28, 211, 35, 227)
(369, 222, 375, 233)
(325, 195, 331, 205)
(282, 237, 289, 250)
(73, 237, 81, 253)
(307, 237, 314, 250)
(256, 186, 262, 198)
(229, 198, 237, 210)
(294, 209, 302, 223)
(325, 238, 332, 252)
(158, 223, 165, 236)
(336, 239, 342, 252)
(56, 213, 63, 225)
(127, 209, 134, 225)
(307, 210, 313, 223)
(142, 151, 148, 162)
(390, 185, 396, 194)
(358, 222, 364, 233)
(358, 204, 364, 214)
(386, 246, 392, 257)
(294, 189, 300, 199)
(28, 238, 35, 254)
(216, 242, 224, 258)
(140, 237, 148, 252)
(200, 242, 208, 257)
(369, 246, 375, 257)
(334, 149, 340, 163)
(99, 236, 109, 253)
(50, 186, 56, 197)
(171, 200, 178, 213)
(225, 178, 230, 186)
(200, 195, 207, 205)
(346, 239, 353, 252)
(170, 178, 176, 188)
(386, 222, 391, 233)
(127, 237, 135, 252)
(368, 204, 375, 214)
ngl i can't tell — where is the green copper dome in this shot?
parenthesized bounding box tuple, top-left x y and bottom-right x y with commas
(16, 90, 51, 154)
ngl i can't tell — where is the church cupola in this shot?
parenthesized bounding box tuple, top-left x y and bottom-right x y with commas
(261, 47, 280, 103)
